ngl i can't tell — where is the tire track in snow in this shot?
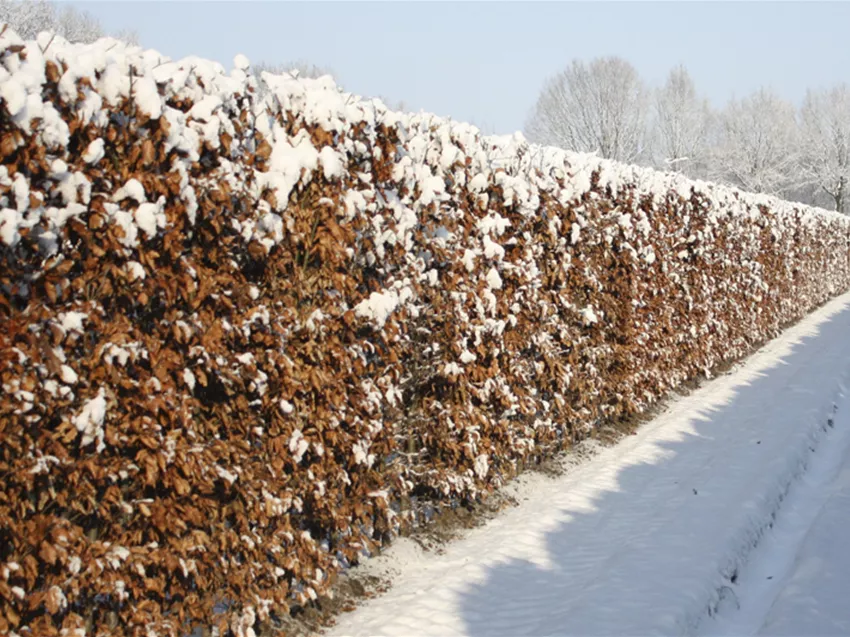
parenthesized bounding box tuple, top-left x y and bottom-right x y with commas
(697, 381, 850, 636)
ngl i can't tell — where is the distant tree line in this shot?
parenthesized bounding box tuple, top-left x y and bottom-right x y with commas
(0, 0, 137, 44)
(525, 56, 850, 214)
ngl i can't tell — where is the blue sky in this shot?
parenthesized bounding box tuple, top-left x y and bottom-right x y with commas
(70, 1, 850, 135)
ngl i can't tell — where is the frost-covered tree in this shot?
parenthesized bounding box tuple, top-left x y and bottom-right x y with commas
(251, 59, 334, 81)
(54, 3, 102, 43)
(376, 95, 410, 113)
(651, 65, 714, 178)
(524, 56, 649, 163)
(710, 88, 800, 196)
(251, 59, 338, 97)
(797, 85, 850, 214)
(0, 0, 138, 44)
(0, 0, 53, 39)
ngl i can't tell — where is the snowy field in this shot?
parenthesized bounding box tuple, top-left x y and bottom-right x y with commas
(328, 291, 850, 637)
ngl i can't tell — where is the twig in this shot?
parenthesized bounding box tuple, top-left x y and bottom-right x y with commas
(128, 64, 136, 123)
(39, 33, 55, 55)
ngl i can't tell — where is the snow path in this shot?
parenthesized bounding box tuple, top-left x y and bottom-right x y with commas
(757, 457, 850, 636)
(699, 373, 850, 636)
(328, 291, 850, 637)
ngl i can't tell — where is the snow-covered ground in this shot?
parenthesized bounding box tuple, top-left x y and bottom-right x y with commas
(754, 460, 850, 636)
(700, 362, 850, 637)
(327, 291, 850, 637)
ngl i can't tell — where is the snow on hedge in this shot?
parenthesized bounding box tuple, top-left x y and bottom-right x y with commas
(2, 26, 850, 637)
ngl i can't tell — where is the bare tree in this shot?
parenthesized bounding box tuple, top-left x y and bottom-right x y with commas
(0, 0, 55, 39)
(652, 65, 715, 178)
(524, 56, 649, 163)
(797, 85, 850, 214)
(376, 95, 410, 113)
(112, 29, 139, 46)
(0, 0, 138, 44)
(252, 59, 334, 81)
(54, 3, 103, 43)
(710, 88, 800, 196)
(251, 60, 338, 97)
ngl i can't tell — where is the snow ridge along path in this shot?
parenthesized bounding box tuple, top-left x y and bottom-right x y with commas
(699, 332, 850, 636)
(328, 291, 850, 637)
